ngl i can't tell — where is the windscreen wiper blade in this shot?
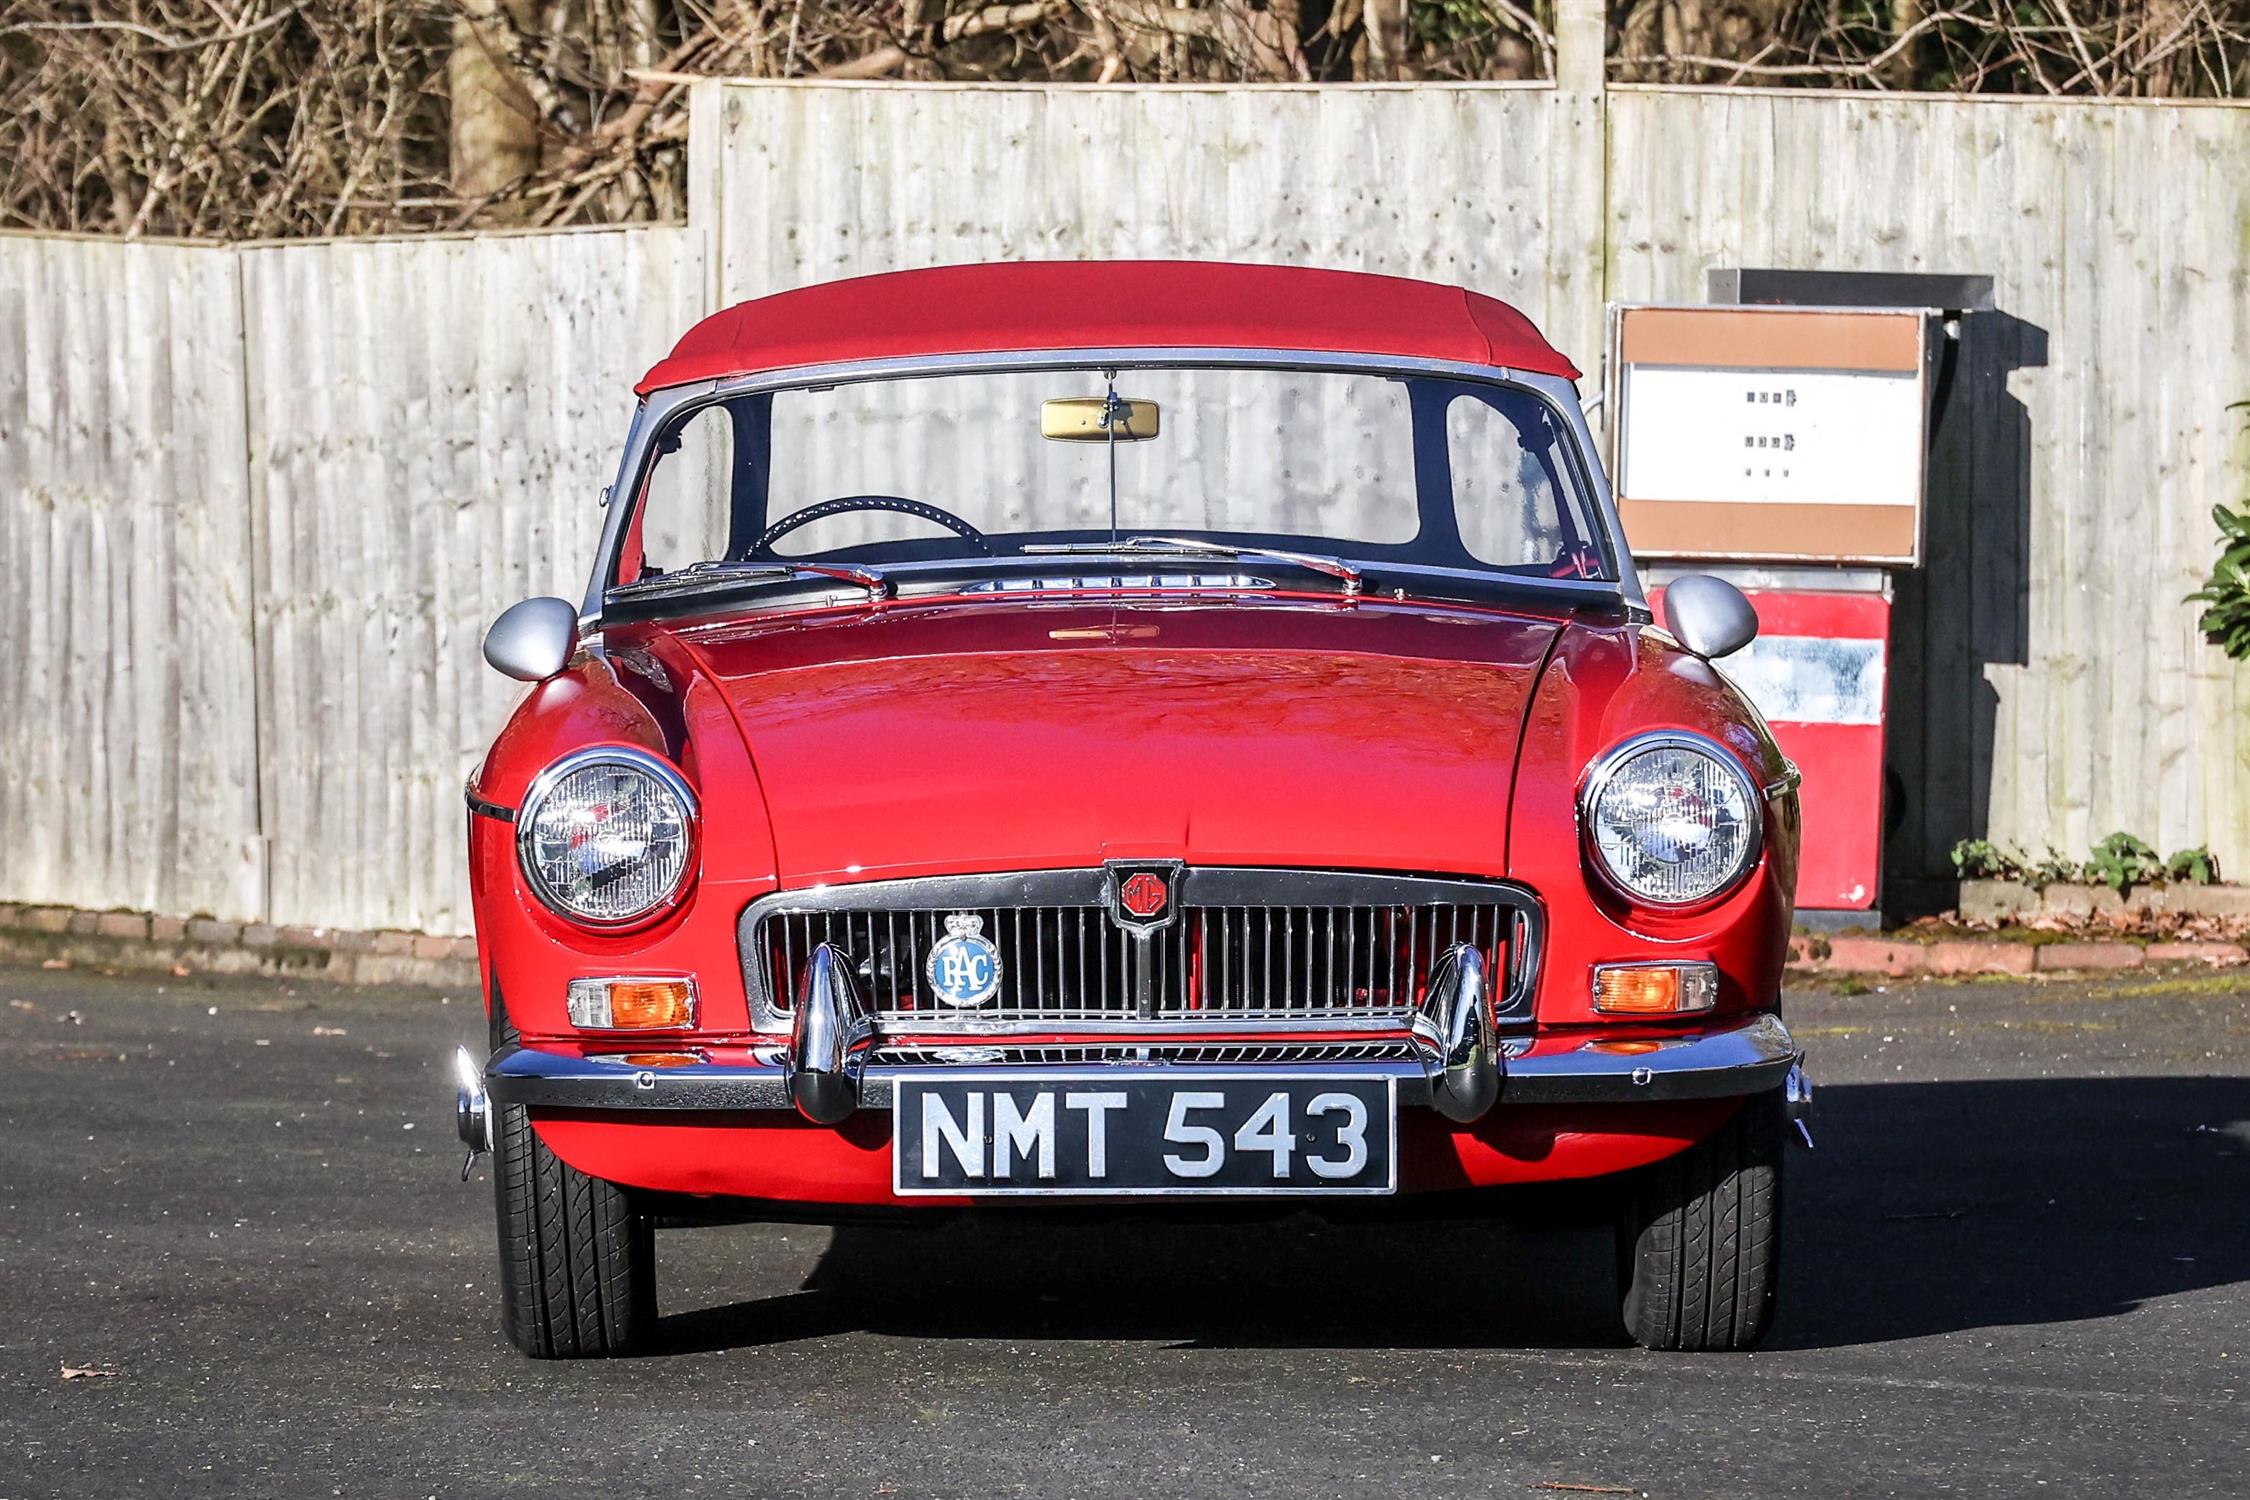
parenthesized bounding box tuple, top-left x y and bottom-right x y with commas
(1024, 536, 1361, 594)
(610, 559, 888, 602)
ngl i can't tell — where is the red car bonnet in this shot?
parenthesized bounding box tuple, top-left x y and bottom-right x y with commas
(643, 596, 1568, 885)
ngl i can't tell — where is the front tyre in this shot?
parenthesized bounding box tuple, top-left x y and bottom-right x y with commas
(489, 1013, 654, 1357)
(1617, 1088, 1784, 1351)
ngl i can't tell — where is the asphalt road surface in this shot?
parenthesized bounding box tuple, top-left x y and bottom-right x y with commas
(4, 961, 2247, 1498)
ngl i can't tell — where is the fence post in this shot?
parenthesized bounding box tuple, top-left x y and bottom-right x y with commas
(687, 77, 726, 317)
(1554, 0, 1606, 98)
(1547, 0, 1610, 385)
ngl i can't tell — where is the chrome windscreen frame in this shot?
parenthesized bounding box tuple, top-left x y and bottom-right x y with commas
(735, 866, 1546, 1037)
(583, 347, 1647, 623)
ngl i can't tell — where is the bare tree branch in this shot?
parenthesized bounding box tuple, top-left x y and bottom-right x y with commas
(0, 0, 2239, 241)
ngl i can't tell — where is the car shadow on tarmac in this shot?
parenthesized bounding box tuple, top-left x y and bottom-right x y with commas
(640, 1076, 2250, 1354)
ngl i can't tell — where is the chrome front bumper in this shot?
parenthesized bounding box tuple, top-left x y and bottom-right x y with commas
(472, 1011, 1803, 1119)
(453, 940, 1812, 1179)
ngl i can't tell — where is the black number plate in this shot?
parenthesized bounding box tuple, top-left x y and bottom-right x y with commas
(891, 1073, 1397, 1197)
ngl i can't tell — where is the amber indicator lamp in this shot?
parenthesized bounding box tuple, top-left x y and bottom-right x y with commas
(566, 976, 697, 1030)
(1591, 962, 1719, 1016)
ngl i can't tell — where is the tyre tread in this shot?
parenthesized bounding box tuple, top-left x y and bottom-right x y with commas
(1619, 1089, 1784, 1351)
(488, 1000, 653, 1357)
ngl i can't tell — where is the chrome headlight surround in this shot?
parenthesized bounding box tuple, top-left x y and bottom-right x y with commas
(1578, 731, 1764, 909)
(516, 747, 699, 928)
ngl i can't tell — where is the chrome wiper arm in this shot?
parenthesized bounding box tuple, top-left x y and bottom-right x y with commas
(611, 558, 888, 602)
(609, 560, 787, 597)
(790, 561, 890, 599)
(1025, 536, 1362, 594)
(1135, 536, 1361, 591)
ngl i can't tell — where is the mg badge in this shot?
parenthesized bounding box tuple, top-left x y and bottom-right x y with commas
(924, 912, 1003, 1008)
(1120, 873, 1168, 920)
(1107, 862, 1181, 934)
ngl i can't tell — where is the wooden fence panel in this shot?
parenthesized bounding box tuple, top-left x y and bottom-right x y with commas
(238, 226, 705, 933)
(698, 81, 1608, 366)
(0, 236, 264, 920)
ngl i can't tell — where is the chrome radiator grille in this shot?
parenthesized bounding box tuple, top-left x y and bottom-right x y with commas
(740, 868, 1539, 1032)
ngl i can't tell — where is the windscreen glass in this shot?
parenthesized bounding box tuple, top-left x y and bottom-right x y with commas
(626, 365, 1608, 583)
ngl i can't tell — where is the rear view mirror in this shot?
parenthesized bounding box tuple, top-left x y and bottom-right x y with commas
(1042, 396, 1159, 442)
(483, 596, 580, 682)
(1661, 574, 1759, 661)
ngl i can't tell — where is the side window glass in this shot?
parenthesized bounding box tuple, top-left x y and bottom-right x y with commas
(639, 407, 734, 573)
(1446, 393, 1567, 569)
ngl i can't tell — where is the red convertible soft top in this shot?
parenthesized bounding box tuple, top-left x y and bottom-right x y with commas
(635, 261, 1580, 394)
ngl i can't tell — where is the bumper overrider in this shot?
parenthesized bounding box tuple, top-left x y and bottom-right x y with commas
(456, 941, 1810, 1164)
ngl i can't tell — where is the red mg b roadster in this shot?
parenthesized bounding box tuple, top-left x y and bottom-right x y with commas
(453, 261, 1810, 1357)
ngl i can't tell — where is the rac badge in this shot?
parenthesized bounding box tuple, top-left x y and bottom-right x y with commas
(925, 912, 1003, 1008)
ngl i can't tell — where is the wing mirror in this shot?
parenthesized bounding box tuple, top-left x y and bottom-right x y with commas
(1661, 574, 1758, 661)
(483, 597, 580, 682)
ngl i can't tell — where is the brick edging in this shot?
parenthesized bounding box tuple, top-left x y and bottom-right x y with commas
(0, 903, 479, 989)
(1788, 933, 2247, 979)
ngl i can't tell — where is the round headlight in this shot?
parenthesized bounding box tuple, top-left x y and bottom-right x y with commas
(1582, 733, 1761, 906)
(517, 749, 697, 926)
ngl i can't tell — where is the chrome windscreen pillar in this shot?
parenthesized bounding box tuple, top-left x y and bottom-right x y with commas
(1411, 943, 1501, 1123)
(786, 943, 875, 1124)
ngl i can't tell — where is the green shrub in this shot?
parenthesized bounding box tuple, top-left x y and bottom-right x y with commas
(2188, 402, 2250, 660)
(2023, 849, 2087, 887)
(1953, 835, 2223, 892)
(2085, 832, 2163, 893)
(1948, 839, 2086, 888)
(1948, 838, 2021, 880)
(2166, 846, 2220, 885)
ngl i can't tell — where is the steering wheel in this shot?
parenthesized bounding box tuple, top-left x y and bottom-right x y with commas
(752, 495, 990, 555)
